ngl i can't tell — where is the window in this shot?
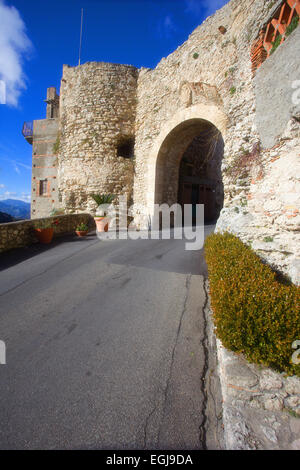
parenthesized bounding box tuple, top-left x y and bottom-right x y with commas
(39, 179, 48, 196)
(117, 137, 135, 159)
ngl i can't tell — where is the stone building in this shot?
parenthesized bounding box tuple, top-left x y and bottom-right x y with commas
(23, 0, 300, 283)
(22, 87, 60, 216)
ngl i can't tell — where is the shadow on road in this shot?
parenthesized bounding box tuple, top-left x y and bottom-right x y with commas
(0, 233, 97, 272)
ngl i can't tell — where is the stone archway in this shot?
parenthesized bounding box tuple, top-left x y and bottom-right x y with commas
(143, 104, 227, 225)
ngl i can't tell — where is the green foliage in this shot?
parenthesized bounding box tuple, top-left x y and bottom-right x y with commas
(204, 232, 300, 376)
(268, 0, 277, 11)
(270, 34, 282, 54)
(193, 52, 199, 59)
(53, 135, 60, 154)
(263, 236, 274, 243)
(81, 137, 91, 146)
(230, 86, 236, 95)
(34, 218, 59, 229)
(50, 208, 64, 216)
(284, 408, 300, 419)
(225, 67, 236, 78)
(240, 146, 250, 155)
(285, 15, 299, 37)
(91, 193, 115, 215)
(91, 193, 115, 206)
(76, 222, 89, 231)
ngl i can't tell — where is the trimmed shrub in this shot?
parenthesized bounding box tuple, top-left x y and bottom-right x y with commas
(204, 232, 300, 376)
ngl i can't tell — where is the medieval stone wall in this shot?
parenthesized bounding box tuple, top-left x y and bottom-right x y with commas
(132, 0, 299, 284)
(58, 62, 138, 213)
(0, 213, 92, 253)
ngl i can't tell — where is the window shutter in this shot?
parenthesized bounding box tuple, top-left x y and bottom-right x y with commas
(47, 181, 51, 197)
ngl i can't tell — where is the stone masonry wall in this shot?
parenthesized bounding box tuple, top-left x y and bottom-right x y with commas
(133, 0, 299, 283)
(217, 21, 300, 285)
(254, 25, 300, 149)
(58, 62, 138, 214)
(0, 214, 92, 253)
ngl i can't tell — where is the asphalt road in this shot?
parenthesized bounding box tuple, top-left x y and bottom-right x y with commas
(0, 226, 223, 449)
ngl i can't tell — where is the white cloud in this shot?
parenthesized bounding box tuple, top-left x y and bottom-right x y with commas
(0, 184, 5, 189)
(164, 15, 177, 37)
(0, 190, 31, 202)
(0, 190, 17, 200)
(185, 0, 228, 17)
(0, 156, 31, 172)
(20, 192, 31, 202)
(0, 0, 33, 107)
(13, 163, 21, 174)
(157, 14, 178, 39)
(15, 160, 31, 170)
(184, 0, 202, 16)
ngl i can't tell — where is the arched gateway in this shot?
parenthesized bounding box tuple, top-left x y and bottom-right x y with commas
(135, 104, 228, 227)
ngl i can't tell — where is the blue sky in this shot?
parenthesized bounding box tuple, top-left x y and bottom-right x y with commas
(0, 0, 228, 203)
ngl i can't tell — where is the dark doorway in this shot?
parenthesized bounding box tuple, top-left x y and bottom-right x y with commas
(177, 128, 223, 224)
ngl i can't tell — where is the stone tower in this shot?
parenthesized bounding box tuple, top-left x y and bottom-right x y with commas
(58, 62, 138, 213)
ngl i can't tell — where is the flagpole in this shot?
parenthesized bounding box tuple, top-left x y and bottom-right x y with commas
(78, 8, 83, 65)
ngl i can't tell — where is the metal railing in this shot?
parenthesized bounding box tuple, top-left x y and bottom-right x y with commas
(22, 121, 33, 139)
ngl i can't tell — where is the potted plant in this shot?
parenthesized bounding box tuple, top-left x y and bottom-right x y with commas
(34, 219, 59, 244)
(75, 222, 89, 237)
(91, 193, 115, 232)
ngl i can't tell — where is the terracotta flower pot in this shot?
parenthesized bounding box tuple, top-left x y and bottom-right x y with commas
(34, 228, 54, 244)
(75, 230, 89, 237)
(94, 217, 109, 232)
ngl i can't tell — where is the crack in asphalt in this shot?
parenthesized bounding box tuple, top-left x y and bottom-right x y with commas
(156, 273, 192, 447)
(143, 392, 161, 449)
(198, 277, 209, 450)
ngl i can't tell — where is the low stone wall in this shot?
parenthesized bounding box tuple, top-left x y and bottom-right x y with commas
(0, 214, 94, 253)
(217, 338, 300, 450)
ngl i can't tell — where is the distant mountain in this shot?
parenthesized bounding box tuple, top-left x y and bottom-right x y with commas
(0, 199, 31, 220)
(0, 211, 14, 223)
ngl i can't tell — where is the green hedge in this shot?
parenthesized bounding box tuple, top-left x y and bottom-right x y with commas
(204, 232, 300, 376)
